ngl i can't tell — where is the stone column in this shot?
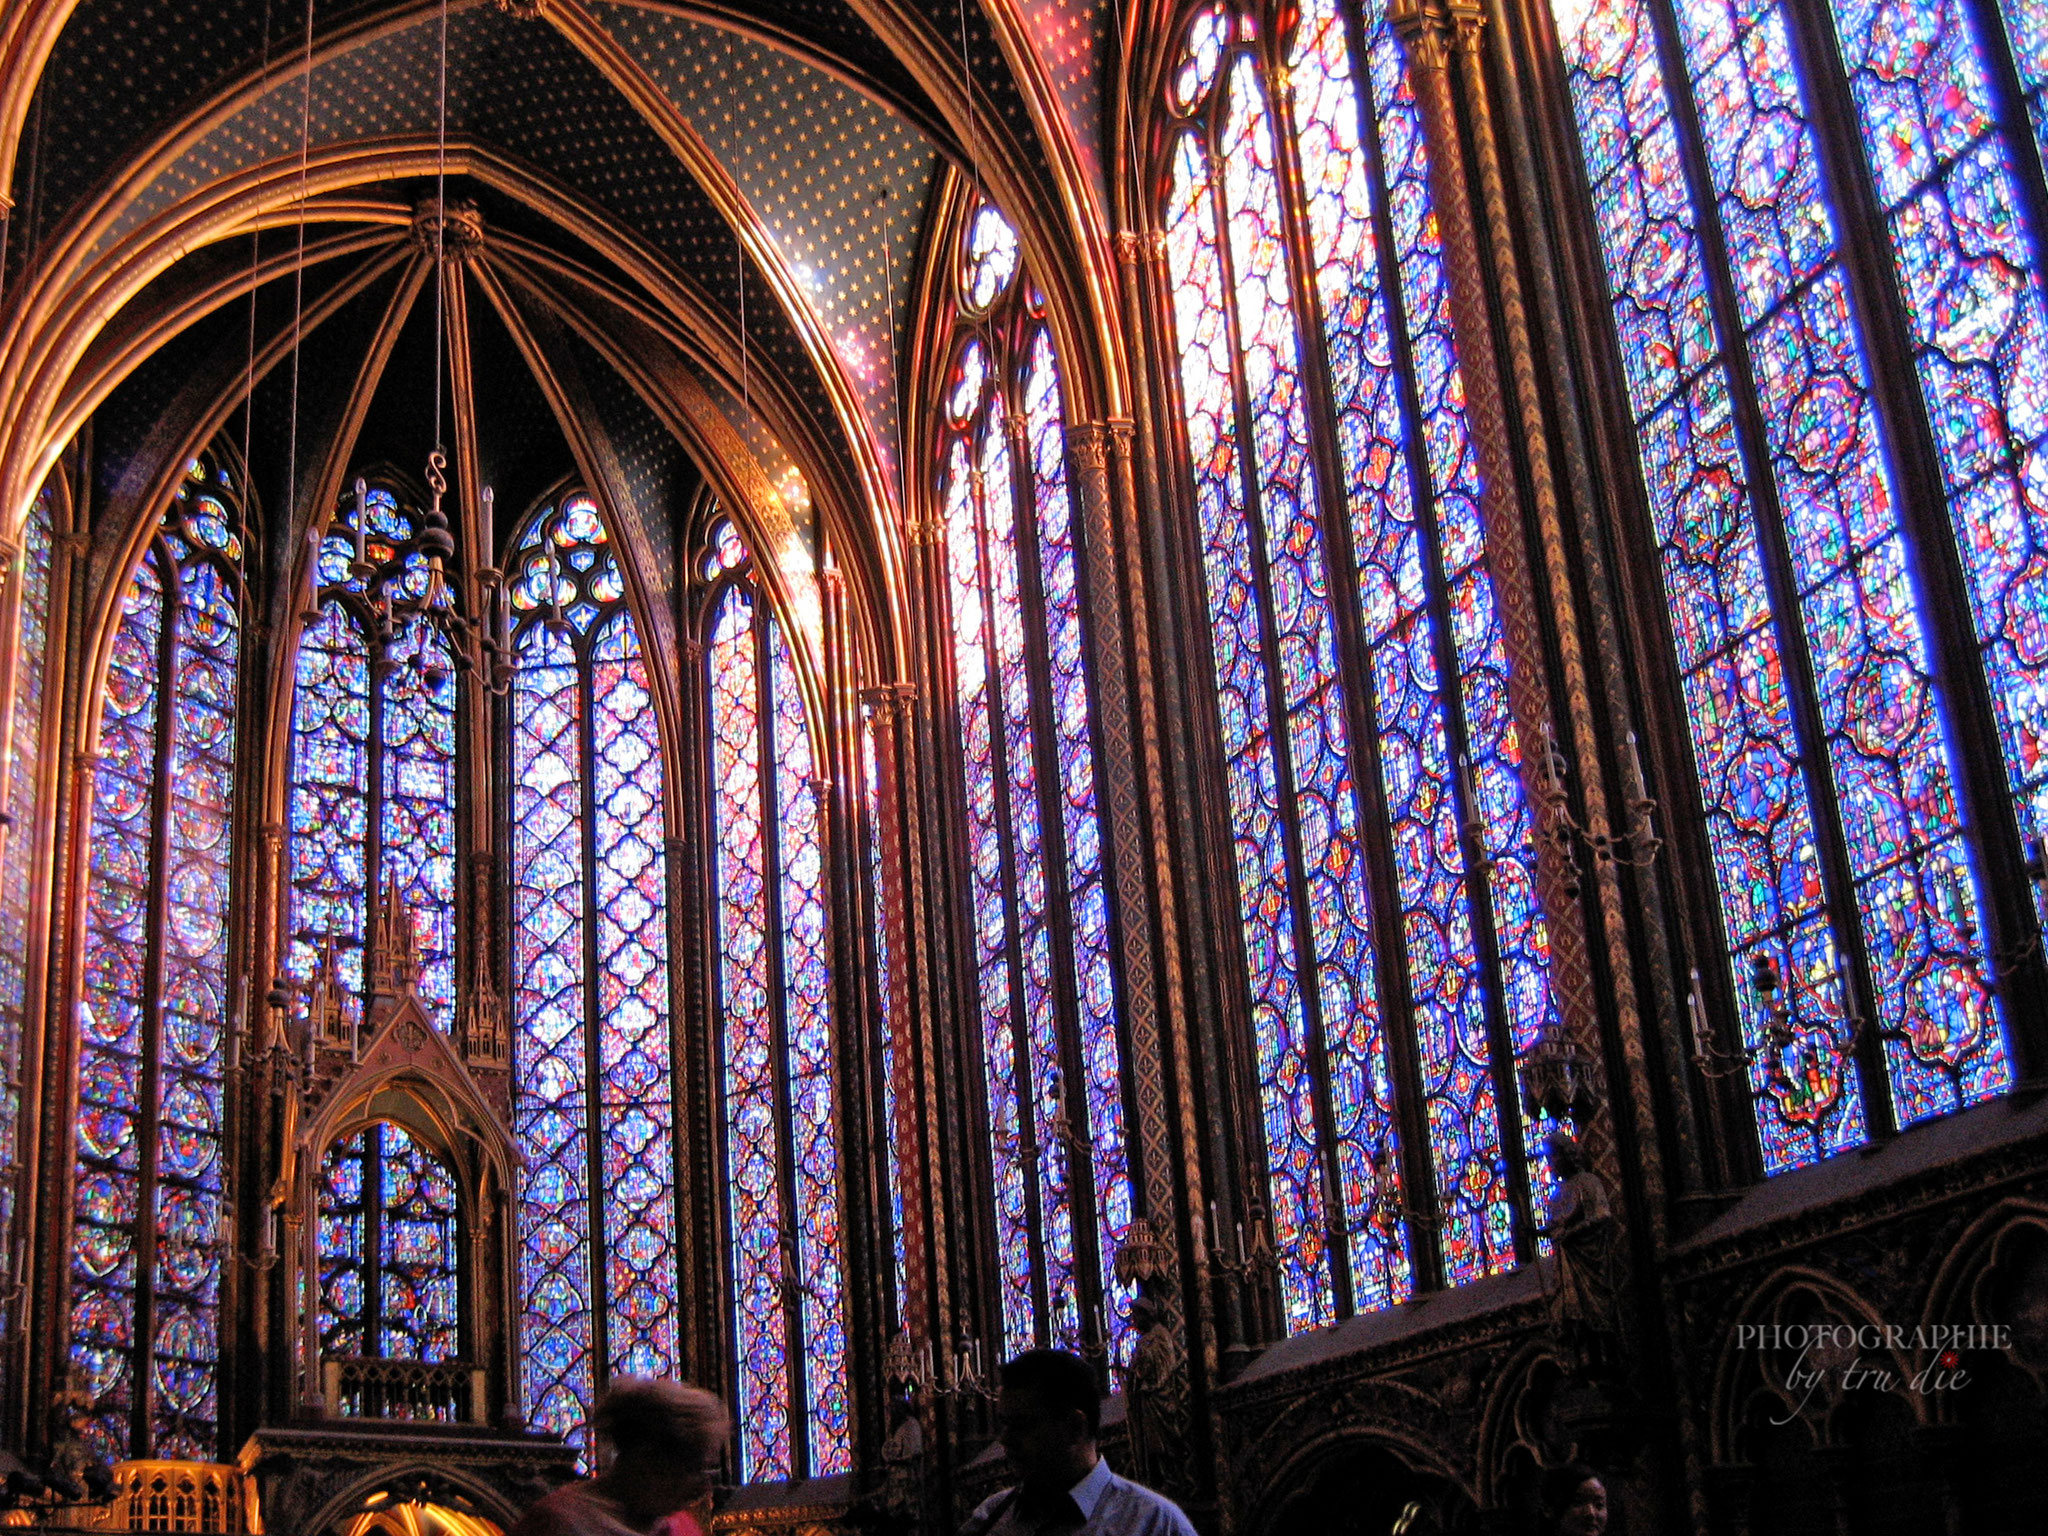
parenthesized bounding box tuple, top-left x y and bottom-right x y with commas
(1387, 0, 1615, 1177)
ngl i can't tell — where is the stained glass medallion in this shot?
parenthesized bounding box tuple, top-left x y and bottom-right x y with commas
(1547, 0, 2023, 1170)
(509, 492, 678, 1454)
(1156, 0, 1572, 1329)
(71, 459, 244, 1459)
(936, 199, 1139, 1365)
(702, 519, 852, 1481)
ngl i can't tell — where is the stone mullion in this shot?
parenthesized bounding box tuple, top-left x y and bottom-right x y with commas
(1387, 0, 1615, 1178)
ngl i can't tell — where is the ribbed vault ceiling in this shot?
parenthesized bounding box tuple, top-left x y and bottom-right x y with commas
(4, 0, 1124, 658)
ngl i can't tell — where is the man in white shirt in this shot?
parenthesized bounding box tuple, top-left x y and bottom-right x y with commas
(962, 1348, 1199, 1536)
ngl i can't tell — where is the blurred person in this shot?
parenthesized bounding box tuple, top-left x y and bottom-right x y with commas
(510, 1378, 728, 1536)
(1537, 1463, 1609, 1536)
(962, 1348, 1197, 1536)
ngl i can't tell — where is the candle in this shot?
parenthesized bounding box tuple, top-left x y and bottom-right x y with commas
(1457, 751, 1478, 822)
(353, 478, 369, 564)
(1621, 730, 1645, 799)
(1687, 968, 1711, 1056)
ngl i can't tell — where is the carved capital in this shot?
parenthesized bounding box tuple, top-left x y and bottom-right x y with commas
(1385, 0, 1458, 69)
(1114, 229, 1169, 265)
(859, 684, 910, 722)
(1449, 0, 1489, 49)
(1065, 421, 1113, 474)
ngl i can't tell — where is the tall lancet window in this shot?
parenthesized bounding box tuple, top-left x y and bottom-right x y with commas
(289, 482, 458, 1030)
(70, 455, 245, 1459)
(1159, 0, 1558, 1333)
(700, 517, 850, 1481)
(935, 200, 1137, 1365)
(508, 493, 679, 1447)
(863, 723, 911, 1331)
(1546, 0, 2029, 1171)
(0, 480, 57, 1363)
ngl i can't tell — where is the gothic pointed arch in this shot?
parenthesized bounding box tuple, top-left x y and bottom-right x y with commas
(66, 447, 249, 1461)
(503, 485, 681, 1450)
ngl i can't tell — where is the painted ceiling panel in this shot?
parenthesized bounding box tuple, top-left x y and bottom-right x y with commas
(1016, 0, 1111, 195)
(11, 0, 348, 260)
(611, 0, 916, 102)
(588, 1, 936, 482)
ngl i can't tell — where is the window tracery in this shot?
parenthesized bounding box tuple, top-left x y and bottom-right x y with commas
(507, 493, 679, 1448)
(70, 454, 246, 1460)
(933, 199, 1138, 1365)
(1547, 0, 2029, 1170)
(317, 1120, 462, 1365)
(699, 516, 850, 1481)
(1158, 0, 1556, 1332)
(290, 483, 458, 1034)
(0, 481, 56, 1375)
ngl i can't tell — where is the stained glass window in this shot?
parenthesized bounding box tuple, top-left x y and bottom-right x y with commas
(700, 518, 850, 1482)
(0, 480, 56, 1369)
(1547, 0, 2028, 1171)
(70, 453, 245, 1459)
(863, 722, 911, 1329)
(289, 483, 457, 1032)
(935, 201, 1139, 1365)
(317, 1120, 461, 1373)
(509, 494, 679, 1452)
(1160, 0, 1555, 1332)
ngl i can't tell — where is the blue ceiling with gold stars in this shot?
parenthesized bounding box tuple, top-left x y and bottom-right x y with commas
(10, 0, 1125, 559)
